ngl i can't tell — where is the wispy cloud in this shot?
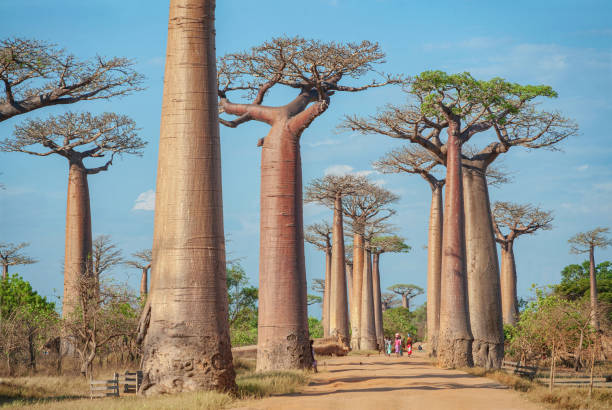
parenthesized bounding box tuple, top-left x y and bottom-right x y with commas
(323, 164, 377, 178)
(576, 164, 589, 171)
(133, 189, 155, 211)
(324, 164, 354, 176)
(307, 138, 341, 148)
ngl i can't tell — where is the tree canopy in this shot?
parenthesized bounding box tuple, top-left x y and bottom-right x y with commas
(0, 38, 143, 122)
(568, 227, 611, 254)
(555, 261, 612, 305)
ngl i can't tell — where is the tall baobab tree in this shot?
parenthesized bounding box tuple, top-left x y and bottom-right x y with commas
(0, 37, 142, 122)
(492, 202, 553, 325)
(342, 181, 398, 349)
(375, 146, 444, 356)
(0, 112, 144, 317)
(218, 37, 398, 370)
(0, 242, 37, 280)
(343, 71, 577, 368)
(370, 235, 410, 348)
(305, 174, 365, 345)
(568, 227, 611, 331)
(304, 221, 332, 337)
(387, 284, 423, 310)
(125, 249, 152, 298)
(138, 0, 236, 394)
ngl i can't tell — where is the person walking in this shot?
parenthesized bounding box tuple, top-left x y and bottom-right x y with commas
(405, 334, 413, 357)
(394, 333, 402, 357)
(310, 340, 318, 373)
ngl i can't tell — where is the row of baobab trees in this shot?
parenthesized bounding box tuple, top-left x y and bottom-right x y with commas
(0, 0, 590, 396)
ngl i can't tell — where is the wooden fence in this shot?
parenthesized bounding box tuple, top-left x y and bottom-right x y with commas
(89, 370, 143, 398)
(502, 360, 612, 388)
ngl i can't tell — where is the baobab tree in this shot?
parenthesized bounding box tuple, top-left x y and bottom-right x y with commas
(218, 37, 398, 369)
(305, 174, 365, 345)
(370, 235, 410, 347)
(304, 221, 332, 337)
(568, 227, 611, 331)
(0, 242, 37, 280)
(388, 284, 423, 310)
(492, 202, 553, 325)
(125, 249, 152, 298)
(138, 0, 236, 394)
(0, 112, 144, 317)
(0, 37, 142, 122)
(344, 71, 577, 368)
(375, 145, 444, 356)
(342, 181, 398, 349)
(381, 292, 400, 311)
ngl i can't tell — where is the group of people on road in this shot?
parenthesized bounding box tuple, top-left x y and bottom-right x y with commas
(384, 333, 413, 357)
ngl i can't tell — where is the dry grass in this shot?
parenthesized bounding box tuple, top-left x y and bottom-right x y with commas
(0, 357, 310, 409)
(347, 350, 380, 356)
(462, 367, 612, 410)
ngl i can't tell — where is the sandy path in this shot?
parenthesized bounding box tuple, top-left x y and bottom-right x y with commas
(236, 351, 542, 410)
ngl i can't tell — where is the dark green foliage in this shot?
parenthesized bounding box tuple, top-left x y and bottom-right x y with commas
(227, 263, 258, 346)
(307, 294, 322, 306)
(554, 260, 612, 303)
(308, 317, 323, 339)
(382, 306, 420, 340)
(0, 273, 56, 319)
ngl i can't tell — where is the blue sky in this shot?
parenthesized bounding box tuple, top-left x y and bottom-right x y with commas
(1, 0, 611, 318)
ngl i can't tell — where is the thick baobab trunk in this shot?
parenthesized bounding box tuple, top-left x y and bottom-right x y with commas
(589, 246, 599, 331)
(329, 195, 349, 345)
(62, 160, 92, 318)
(140, 268, 148, 298)
(360, 246, 377, 350)
(323, 246, 332, 338)
(427, 184, 443, 357)
(372, 252, 383, 349)
(463, 166, 504, 369)
(2, 264, 8, 280)
(140, 0, 236, 394)
(350, 233, 365, 350)
(257, 121, 311, 371)
(500, 242, 518, 326)
(401, 294, 408, 309)
(438, 125, 473, 368)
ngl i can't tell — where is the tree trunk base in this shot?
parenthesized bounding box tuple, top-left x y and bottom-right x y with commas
(428, 336, 438, 358)
(438, 337, 473, 368)
(256, 329, 311, 372)
(140, 335, 236, 395)
(359, 337, 377, 351)
(472, 339, 503, 369)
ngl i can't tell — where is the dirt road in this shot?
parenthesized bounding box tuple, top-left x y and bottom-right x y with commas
(236, 351, 542, 410)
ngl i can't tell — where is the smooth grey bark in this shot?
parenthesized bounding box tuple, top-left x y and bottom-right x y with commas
(426, 184, 443, 357)
(359, 246, 377, 350)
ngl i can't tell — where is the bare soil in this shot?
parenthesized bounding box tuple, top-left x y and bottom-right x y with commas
(235, 350, 542, 410)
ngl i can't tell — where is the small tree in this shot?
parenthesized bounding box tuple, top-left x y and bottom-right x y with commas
(387, 284, 423, 311)
(492, 202, 553, 325)
(0, 242, 37, 280)
(63, 274, 139, 378)
(307, 295, 322, 306)
(0, 274, 57, 374)
(555, 261, 612, 306)
(125, 249, 152, 298)
(568, 227, 611, 330)
(0, 38, 143, 122)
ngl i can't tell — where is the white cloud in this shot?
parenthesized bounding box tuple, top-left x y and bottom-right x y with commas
(133, 189, 155, 211)
(371, 178, 386, 186)
(576, 164, 589, 171)
(324, 164, 353, 176)
(323, 165, 378, 178)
